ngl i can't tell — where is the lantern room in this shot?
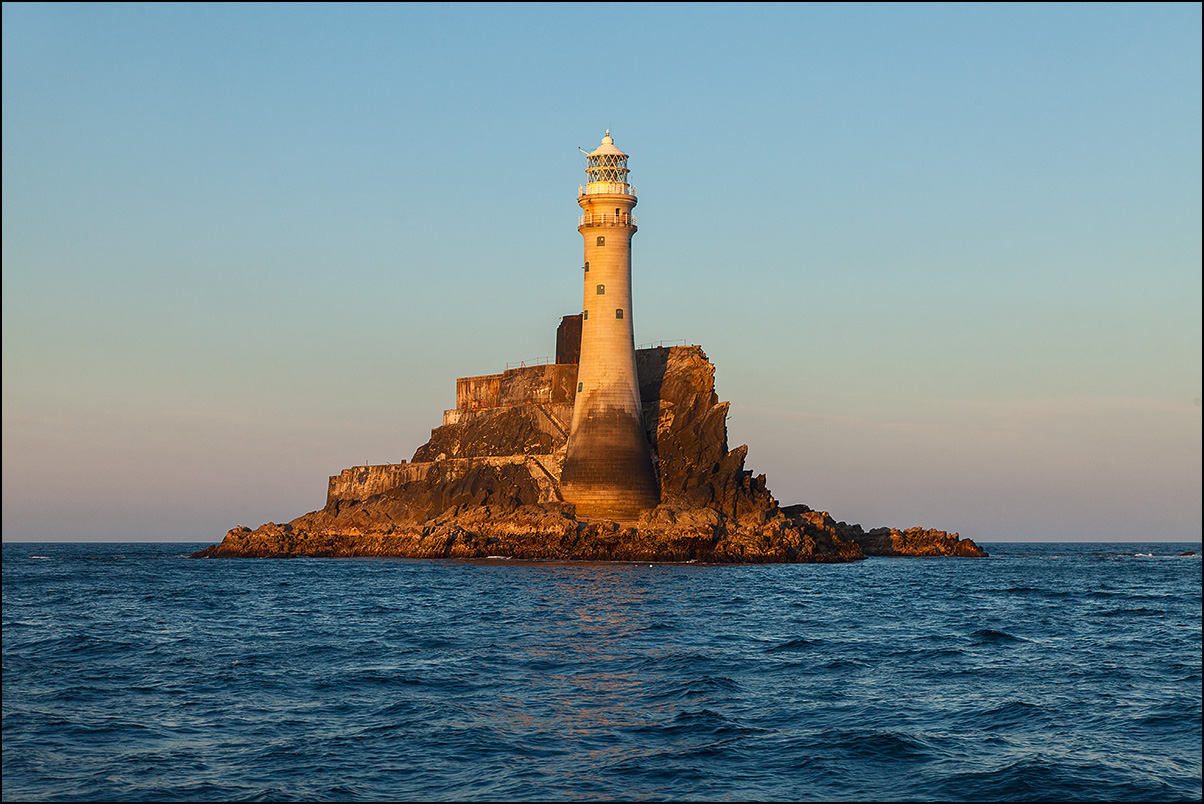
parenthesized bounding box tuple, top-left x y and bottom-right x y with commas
(581, 130, 635, 197)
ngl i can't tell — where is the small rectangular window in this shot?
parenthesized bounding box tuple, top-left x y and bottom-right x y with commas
(596, 236, 605, 246)
(584, 261, 589, 272)
(596, 284, 605, 295)
(615, 308, 623, 319)
(577, 382, 583, 392)
(583, 309, 588, 320)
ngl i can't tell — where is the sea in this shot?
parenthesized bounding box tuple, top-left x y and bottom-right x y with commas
(2, 541, 1200, 802)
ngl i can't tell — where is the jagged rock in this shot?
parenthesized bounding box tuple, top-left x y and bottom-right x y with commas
(193, 500, 864, 564)
(776, 504, 985, 557)
(639, 347, 778, 523)
(850, 525, 985, 557)
(413, 406, 554, 461)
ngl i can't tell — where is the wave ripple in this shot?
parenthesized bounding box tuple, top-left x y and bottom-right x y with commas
(2, 540, 1200, 801)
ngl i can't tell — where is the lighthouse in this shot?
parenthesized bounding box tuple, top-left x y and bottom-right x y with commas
(560, 131, 660, 520)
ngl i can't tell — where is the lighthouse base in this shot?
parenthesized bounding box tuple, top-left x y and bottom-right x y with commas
(560, 407, 659, 520)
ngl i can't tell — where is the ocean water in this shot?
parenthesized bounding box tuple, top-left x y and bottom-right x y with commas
(2, 542, 1200, 802)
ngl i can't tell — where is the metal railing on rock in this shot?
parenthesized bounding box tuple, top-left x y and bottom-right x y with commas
(505, 356, 552, 370)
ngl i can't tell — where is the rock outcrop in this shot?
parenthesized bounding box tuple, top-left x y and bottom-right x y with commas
(193, 501, 866, 563)
(852, 526, 987, 557)
(194, 345, 985, 562)
(779, 505, 983, 558)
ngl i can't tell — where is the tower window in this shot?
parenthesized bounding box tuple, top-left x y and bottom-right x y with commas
(596, 236, 605, 247)
(583, 309, 588, 320)
(596, 284, 605, 295)
(616, 308, 623, 319)
(577, 382, 583, 392)
(584, 261, 589, 272)
(615, 208, 620, 216)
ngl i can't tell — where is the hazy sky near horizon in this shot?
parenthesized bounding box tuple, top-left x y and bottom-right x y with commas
(3, 3, 1200, 543)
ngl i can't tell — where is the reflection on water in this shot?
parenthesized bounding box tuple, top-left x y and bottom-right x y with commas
(506, 565, 689, 743)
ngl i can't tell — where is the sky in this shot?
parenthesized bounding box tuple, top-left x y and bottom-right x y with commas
(3, 3, 1200, 543)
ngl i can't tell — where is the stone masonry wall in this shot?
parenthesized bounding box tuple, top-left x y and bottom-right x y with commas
(454, 364, 578, 413)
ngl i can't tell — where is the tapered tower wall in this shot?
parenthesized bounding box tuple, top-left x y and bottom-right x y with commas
(560, 133, 659, 519)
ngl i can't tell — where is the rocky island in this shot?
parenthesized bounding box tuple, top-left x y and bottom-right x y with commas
(194, 132, 984, 563)
(194, 342, 984, 562)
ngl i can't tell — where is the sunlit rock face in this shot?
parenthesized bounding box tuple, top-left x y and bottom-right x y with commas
(193, 344, 984, 562)
(850, 526, 987, 557)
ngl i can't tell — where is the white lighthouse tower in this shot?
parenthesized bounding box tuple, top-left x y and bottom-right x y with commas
(560, 131, 659, 519)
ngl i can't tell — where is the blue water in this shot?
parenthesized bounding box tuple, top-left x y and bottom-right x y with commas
(3, 542, 1200, 802)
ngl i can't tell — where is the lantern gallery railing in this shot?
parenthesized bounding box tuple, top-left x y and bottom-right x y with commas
(578, 182, 637, 197)
(578, 211, 637, 228)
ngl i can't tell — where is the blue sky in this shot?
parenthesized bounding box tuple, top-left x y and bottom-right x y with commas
(3, 3, 1200, 542)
